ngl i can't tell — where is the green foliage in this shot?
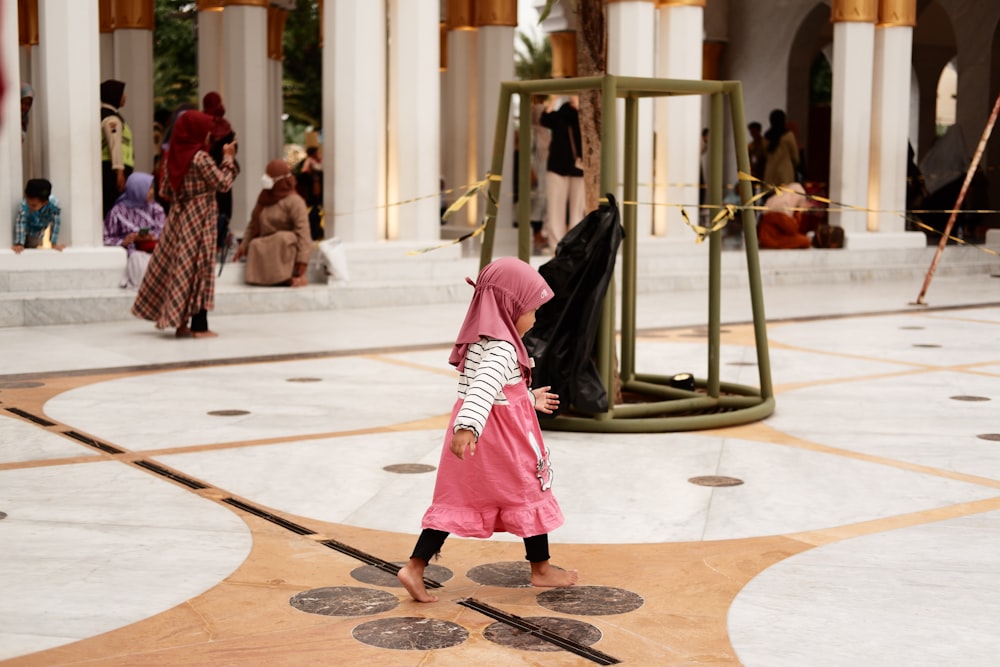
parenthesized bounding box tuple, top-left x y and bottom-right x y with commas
(153, 0, 198, 113)
(809, 53, 832, 106)
(152, 0, 322, 140)
(515, 31, 552, 81)
(281, 1, 322, 131)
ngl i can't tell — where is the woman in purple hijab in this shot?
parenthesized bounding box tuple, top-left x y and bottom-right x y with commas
(104, 171, 166, 289)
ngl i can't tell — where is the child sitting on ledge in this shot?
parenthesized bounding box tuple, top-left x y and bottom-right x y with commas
(12, 178, 63, 254)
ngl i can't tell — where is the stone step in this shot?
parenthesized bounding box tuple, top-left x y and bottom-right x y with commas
(1, 237, 997, 327)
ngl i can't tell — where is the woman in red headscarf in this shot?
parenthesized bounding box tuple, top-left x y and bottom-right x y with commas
(232, 159, 312, 286)
(132, 110, 237, 338)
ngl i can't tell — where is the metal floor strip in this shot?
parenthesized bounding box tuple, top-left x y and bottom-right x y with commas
(319, 539, 443, 589)
(133, 460, 208, 489)
(458, 597, 621, 665)
(5, 407, 55, 427)
(64, 430, 125, 455)
(220, 497, 317, 535)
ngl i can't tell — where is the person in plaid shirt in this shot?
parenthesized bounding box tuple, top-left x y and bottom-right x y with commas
(12, 178, 63, 254)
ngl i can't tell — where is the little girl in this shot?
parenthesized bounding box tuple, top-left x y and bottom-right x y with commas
(398, 256, 579, 603)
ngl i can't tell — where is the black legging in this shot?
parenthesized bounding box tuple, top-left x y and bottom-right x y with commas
(410, 528, 550, 564)
(191, 309, 208, 333)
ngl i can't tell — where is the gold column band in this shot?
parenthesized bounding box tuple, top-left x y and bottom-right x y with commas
(446, 0, 476, 30)
(550, 30, 577, 78)
(223, 0, 269, 7)
(19, 0, 39, 45)
(267, 6, 288, 60)
(440, 22, 448, 71)
(475, 0, 517, 27)
(831, 0, 877, 22)
(112, 0, 155, 30)
(878, 0, 916, 27)
(655, 0, 706, 6)
(196, 0, 225, 9)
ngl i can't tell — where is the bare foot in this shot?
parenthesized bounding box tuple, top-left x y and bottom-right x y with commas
(397, 559, 438, 603)
(192, 330, 219, 338)
(175, 326, 192, 338)
(530, 562, 579, 588)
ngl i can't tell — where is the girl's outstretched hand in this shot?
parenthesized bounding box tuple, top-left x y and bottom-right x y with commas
(532, 386, 560, 414)
(451, 428, 477, 460)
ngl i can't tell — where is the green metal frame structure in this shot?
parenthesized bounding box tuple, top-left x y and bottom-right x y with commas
(478, 75, 774, 432)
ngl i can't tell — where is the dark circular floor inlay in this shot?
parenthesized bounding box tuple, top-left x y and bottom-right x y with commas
(383, 463, 436, 474)
(286, 377, 322, 383)
(912, 343, 941, 348)
(467, 561, 532, 588)
(0, 512, 7, 520)
(977, 433, 1000, 442)
(350, 562, 453, 587)
(726, 361, 757, 366)
(0, 381, 45, 389)
(352, 617, 468, 651)
(289, 586, 398, 616)
(207, 409, 250, 417)
(899, 326, 925, 330)
(689, 475, 744, 487)
(537, 586, 645, 616)
(484, 616, 602, 652)
(951, 395, 990, 402)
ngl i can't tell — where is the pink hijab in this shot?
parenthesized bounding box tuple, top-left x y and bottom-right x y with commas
(449, 257, 553, 380)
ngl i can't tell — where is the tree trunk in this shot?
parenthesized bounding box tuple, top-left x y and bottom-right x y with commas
(576, 0, 605, 211)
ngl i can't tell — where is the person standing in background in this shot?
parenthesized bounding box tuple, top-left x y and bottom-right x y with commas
(20, 83, 33, 143)
(747, 121, 767, 190)
(763, 108, 799, 188)
(539, 95, 585, 254)
(202, 92, 239, 256)
(100, 79, 135, 218)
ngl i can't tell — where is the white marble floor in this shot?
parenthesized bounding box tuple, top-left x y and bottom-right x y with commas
(1, 273, 999, 665)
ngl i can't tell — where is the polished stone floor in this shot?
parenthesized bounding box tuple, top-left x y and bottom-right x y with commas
(1, 272, 999, 666)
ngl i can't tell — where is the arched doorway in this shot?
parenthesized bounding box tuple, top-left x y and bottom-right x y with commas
(787, 3, 832, 189)
(912, 1, 956, 162)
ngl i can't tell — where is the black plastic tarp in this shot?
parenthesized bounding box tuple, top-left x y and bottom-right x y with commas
(524, 193, 624, 415)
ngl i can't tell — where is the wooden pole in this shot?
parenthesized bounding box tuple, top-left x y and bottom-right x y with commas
(914, 91, 1000, 305)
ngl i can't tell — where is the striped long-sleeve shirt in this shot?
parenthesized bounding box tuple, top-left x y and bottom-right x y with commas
(453, 338, 524, 439)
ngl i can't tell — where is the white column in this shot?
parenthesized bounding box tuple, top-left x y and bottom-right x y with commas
(388, 0, 440, 241)
(607, 0, 655, 238)
(266, 6, 289, 168)
(37, 0, 103, 247)
(829, 18, 875, 237)
(197, 5, 224, 100)
(868, 25, 910, 234)
(654, 1, 703, 239)
(443, 27, 477, 227)
(222, 2, 269, 235)
(20, 46, 44, 180)
(113, 30, 154, 173)
(1, 0, 23, 247)
(324, 0, 386, 242)
(268, 58, 283, 159)
(476, 21, 516, 254)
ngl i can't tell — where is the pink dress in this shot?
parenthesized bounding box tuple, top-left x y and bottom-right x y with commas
(421, 342, 564, 539)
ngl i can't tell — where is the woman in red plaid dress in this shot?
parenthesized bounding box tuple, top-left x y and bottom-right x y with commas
(132, 111, 237, 338)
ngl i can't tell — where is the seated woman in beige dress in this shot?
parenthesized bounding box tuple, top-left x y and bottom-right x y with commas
(233, 159, 312, 286)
